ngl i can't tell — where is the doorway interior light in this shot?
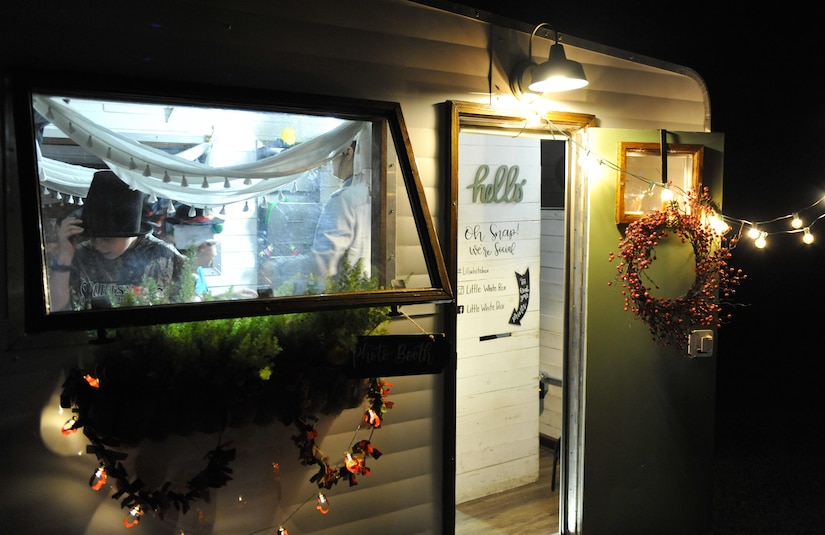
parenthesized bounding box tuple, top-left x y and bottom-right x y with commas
(510, 22, 589, 97)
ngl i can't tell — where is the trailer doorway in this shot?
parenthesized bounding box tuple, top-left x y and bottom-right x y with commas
(448, 101, 594, 534)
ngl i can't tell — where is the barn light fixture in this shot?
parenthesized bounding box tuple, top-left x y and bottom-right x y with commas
(510, 22, 588, 96)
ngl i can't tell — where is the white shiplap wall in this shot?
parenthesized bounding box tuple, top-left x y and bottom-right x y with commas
(540, 209, 565, 440)
(455, 133, 542, 503)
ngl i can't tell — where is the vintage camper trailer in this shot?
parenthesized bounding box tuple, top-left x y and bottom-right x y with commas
(0, 2, 722, 534)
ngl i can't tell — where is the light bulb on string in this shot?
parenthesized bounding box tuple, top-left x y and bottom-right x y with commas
(316, 492, 330, 514)
(345, 452, 358, 472)
(709, 215, 730, 235)
(791, 213, 804, 229)
(660, 184, 674, 202)
(754, 231, 768, 249)
(747, 225, 761, 240)
(89, 464, 108, 491)
(364, 408, 381, 427)
(123, 504, 143, 528)
(701, 208, 729, 235)
(61, 415, 79, 435)
(803, 227, 814, 244)
(83, 373, 100, 388)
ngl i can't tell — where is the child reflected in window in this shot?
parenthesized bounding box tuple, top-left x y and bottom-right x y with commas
(48, 170, 187, 311)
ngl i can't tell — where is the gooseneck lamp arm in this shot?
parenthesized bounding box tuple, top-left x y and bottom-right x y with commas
(528, 22, 558, 62)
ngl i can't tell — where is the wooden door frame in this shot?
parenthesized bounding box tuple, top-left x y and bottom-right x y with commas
(445, 100, 594, 534)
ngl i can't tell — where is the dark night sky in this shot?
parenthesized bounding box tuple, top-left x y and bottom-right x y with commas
(453, 1, 825, 413)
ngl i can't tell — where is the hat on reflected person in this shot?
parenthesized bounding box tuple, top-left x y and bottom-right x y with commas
(82, 170, 152, 237)
(167, 203, 224, 227)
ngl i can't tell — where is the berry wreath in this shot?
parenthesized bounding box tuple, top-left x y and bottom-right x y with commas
(608, 192, 745, 349)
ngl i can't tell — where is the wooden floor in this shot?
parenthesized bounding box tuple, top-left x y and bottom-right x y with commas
(455, 444, 560, 535)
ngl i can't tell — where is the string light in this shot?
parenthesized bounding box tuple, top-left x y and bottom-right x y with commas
(754, 231, 767, 249)
(61, 415, 79, 435)
(703, 211, 730, 235)
(270, 380, 392, 533)
(123, 504, 143, 528)
(803, 227, 814, 244)
(539, 116, 825, 249)
(89, 464, 107, 491)
(660, 183, 673, 202)
(364, 408, 381, 427)
(83, 374, 100, 388)
(316, 492, 330, 514)
(63, 375, 393, 533)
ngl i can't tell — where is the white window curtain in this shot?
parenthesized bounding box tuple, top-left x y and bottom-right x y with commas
(32, 95, 367, 207)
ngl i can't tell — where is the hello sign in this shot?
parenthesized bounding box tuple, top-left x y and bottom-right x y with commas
(466, 164, 526, 203)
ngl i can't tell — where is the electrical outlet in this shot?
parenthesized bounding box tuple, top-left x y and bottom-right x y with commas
(688, 329, 714, 357)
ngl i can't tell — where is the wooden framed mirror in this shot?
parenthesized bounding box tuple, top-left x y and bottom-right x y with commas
(616, 142, 704, 224)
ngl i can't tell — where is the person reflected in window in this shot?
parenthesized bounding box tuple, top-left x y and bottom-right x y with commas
(268, 139, 371, 294)
(310, 140, 371, 282)
(49, 170, 187, 311)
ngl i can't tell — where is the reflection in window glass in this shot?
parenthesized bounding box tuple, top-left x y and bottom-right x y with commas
(34, 94, 384, 310)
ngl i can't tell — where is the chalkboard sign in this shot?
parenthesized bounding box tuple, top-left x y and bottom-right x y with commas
(348, 334, 451, 377)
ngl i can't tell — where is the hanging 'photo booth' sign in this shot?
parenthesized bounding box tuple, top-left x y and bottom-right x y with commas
(349, 334, 450, 377)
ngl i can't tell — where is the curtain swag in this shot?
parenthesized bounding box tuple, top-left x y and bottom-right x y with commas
(33, 95, 367, 207)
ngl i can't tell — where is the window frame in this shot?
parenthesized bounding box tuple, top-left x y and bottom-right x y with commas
(9, 70, 453, 332)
